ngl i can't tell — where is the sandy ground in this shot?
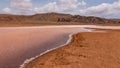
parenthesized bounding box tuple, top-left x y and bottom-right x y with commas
(0, 26, 90, 68)
(24, 30, 120, 68)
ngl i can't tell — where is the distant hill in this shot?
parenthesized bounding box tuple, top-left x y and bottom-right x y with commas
(0, 13, 120, 26)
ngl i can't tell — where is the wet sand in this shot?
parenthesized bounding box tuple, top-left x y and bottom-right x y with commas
(0, 26, 90, 68)
(24, 30, 120, 68)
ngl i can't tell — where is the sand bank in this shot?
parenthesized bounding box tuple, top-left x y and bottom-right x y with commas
(24, 29, 120, 68)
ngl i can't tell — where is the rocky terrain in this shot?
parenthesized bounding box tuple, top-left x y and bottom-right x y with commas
(0, 13, 120, 26)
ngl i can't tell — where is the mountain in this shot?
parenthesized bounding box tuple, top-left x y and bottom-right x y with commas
(0, 13, 120, 26)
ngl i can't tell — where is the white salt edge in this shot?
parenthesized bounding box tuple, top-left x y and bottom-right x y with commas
(19, 28, 93, 68)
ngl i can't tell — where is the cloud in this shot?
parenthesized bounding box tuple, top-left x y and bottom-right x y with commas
(10, 0, 33, 14)
(2, 8, 11, 13)
(7, 0, 87, 15)
(34, 2, 58, 13)
(34, 0, 87, 14)
(58, 0, 86, 11)
(79, 0, 120, 18)
(5, 0, 120, 18)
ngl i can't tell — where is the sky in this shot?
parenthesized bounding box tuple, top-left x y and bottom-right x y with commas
(0, 0, 120, 18)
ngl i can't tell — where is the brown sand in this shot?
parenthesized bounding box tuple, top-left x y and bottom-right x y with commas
(0, 27, 88, 68)
(25, 30, 120, 68)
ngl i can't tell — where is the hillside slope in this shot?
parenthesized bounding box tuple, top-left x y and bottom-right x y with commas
(0, 13, 120, 25)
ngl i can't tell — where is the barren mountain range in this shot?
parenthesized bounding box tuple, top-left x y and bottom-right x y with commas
(0, 13, 120, 26)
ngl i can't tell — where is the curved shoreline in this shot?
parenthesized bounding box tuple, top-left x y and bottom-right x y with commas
(19, 25, 120, 68)
(0, 25, 94, 68)
(0, 25, 120, 68)
(20, 29, 93, 68)
(24, 29, 120, 68)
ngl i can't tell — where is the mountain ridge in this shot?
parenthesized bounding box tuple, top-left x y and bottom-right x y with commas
(0, 13, 120, 25)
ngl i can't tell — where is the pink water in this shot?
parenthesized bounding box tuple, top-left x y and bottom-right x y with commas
(0, 27, 89, 68)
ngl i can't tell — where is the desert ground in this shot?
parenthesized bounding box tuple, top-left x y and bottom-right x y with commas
(0, 25, 120, 68)
(24, 29, 120, 68)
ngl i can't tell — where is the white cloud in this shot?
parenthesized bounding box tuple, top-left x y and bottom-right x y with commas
(8, 0, 87, 15)
(34, 2, 58, 13)
(2, 8, 11, 13)
(10, 0, 33, 14)
(58, 0, 86, 11)
(79, 0, 120, 18)
(6, 0, 120, 18)
(34, 0, 87, 14)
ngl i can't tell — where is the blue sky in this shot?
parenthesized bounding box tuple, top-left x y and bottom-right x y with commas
(0, 0, 120, 18)
(85, 0, 116, 6)
(0, 0, 116, 8)
(32, 0, 116, 6)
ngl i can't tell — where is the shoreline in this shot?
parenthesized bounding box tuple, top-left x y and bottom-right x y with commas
(24, 29, 120, 68)
(20, 29, 93, 68)
(0, 25, 120, 30)
(0, 25, 120, 68)
(20, 25, 120, 68)
(0, 26, 92, 68)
